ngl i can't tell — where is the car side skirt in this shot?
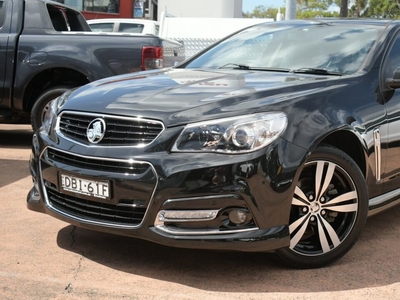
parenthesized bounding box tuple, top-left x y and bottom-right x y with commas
(368, 188, 400, 216)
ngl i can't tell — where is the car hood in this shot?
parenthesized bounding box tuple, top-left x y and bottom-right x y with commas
(63, 68, 339, 127)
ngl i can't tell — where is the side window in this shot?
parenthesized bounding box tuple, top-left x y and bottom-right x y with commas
(89, 23, 114, 32)
(119, 23, 144, 33)
(0, 1, 4, 28)
(47, 4, 71, 32)
(65, 9, 85, 31)
(48, 9, 68, 31)
(383, 34, 400, 80)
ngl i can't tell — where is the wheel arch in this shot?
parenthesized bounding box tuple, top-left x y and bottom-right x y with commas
(23, 67, 90, 112)
(316, 129, 367, 178)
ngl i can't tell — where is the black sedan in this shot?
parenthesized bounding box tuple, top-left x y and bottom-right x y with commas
(27, 19, 400, 268)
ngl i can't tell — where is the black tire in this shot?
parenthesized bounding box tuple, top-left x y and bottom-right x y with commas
(276, 145, 368, 269)
(30, 86, 73, 131)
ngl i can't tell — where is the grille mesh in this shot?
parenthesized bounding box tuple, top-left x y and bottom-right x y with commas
(47, 189, 146, 225)
(58, 113, 163, 146)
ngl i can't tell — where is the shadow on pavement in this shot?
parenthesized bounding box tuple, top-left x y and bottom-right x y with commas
(0, 125, 32, 187)
(56, 204, 400, 294)
(0, 159, 30, 188)
(0, 125, 33, 149)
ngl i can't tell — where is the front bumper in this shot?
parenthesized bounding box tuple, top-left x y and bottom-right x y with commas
(27, 129, 307, 252)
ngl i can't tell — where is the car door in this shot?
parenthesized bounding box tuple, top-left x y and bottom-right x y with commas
(380, 29, 400, 193)
(0, 1, 8, 103)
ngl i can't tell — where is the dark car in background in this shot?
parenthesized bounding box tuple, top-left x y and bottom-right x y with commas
(27, 19, 400, 268)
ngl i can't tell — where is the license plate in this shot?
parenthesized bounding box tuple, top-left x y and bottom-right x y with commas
(61, 174, 110, 200)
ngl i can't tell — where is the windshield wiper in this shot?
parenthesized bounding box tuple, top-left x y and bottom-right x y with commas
(218, 64, 291, 73)
(249, 67, 290, 73)
(291, 68, 343, 76)
(218, 63, 250, 70)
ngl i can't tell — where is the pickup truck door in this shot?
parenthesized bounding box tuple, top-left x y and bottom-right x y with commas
(0, 0, 20, 106)
(0, 1, 7, 102)
(0, 0, 24, 108)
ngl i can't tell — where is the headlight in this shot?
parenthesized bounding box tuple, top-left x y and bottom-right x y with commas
(42, 90, 74, 134)
(42, 99, 57, 134)
(171, 112, 287, 153)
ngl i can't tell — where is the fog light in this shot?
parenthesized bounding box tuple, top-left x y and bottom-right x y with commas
(229, 209, 247, 224)
(158, 210, 219, 222)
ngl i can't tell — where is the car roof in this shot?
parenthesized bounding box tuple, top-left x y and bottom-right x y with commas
(262, 18, 399, 26)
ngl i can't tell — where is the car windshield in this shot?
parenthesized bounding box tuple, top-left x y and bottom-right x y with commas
(184, 21, 382, 75)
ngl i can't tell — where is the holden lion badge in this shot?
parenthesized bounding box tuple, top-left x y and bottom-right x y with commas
(87, 118, 106, 144)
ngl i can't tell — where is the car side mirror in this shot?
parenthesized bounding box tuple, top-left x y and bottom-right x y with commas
(386, 66, 400, 89)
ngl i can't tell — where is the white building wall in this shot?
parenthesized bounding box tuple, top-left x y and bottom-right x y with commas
(158, 0, 243, 20)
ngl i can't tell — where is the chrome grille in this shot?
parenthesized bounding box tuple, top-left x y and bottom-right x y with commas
(57, 112, 164, 146)
(47, 189, 146, 225)
(47, 148, 149, 175)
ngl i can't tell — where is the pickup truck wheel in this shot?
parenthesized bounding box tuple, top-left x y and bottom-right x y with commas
(276, 145, 368, 269)
(31, 86, 73, 131)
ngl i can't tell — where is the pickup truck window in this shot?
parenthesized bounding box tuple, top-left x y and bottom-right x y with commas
(64, 8, 86, 31)
(48, 8, 68, 31)
(47, 4, 86, 32)
(0, 0, 5, 28)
